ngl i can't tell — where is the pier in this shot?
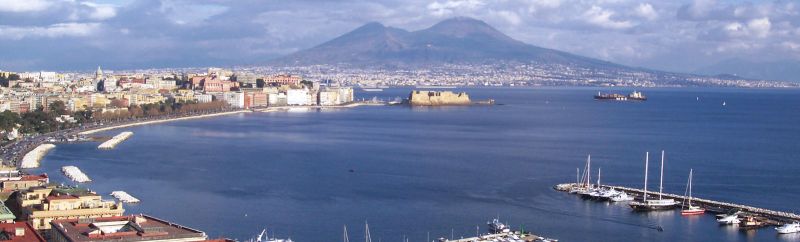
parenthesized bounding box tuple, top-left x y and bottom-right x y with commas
(98, 131, 133, 150)
(555, 183, 799, 225)
(19, 144, 56, 168)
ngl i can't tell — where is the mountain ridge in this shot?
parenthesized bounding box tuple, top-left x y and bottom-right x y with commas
(271, 17, 626, 69)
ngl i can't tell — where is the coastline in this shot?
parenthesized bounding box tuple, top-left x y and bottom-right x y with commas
(79, 110, 251, 135)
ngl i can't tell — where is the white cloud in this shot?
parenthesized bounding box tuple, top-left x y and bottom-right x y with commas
(0, 0, 52, 12)
(491, 10, 522, 26)
(82, 2, 117, 21)
(0, 23, 101, 40)
(583, 5, 634, 30)
(722, 17, 771, 39)
(634, 3, 658, 21)
(747, 17, 771, 38)
(427, 0, 484, 16)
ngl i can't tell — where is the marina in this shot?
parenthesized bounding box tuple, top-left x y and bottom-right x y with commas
(110, 191, 141, 203)
(556, 182, 798, 229)
(61, 165, 92, 183)
(19, 144, 56, 169)
(98, 131, 134, 150)
(557, 151, 800, 235)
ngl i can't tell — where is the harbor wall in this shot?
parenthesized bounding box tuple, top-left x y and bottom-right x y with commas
(409, 91, 471, 106)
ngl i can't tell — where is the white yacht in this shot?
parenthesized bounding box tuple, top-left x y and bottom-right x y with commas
(610, 192, 634, 202)
(717, 214, 741, 225)
(776, 222, 800, 234)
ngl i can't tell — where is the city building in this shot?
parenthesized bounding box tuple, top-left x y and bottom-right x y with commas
(1, 174, 48, 192)
(12, 186, 124, 229)
(49, 214, 208, 242)
(264, 74, 301, 86)
(286, 88, 311, 106)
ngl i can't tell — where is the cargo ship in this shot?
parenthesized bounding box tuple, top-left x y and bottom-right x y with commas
(594, 91, 647, 101)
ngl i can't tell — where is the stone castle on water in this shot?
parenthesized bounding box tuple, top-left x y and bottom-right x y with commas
(409, 90, 471, 106)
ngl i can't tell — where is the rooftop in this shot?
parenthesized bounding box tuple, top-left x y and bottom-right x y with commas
(51, 214, 207, 242)
(0, 222, 45, 242)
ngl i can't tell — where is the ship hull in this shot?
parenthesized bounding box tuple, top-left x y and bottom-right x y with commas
(629, 203, 677, 211)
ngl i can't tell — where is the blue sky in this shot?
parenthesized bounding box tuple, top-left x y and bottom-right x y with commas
(0, 0, 798, 73)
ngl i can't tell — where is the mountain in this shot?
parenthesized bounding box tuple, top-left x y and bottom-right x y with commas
(272, 17, 623, 69)
(694, 59, 800, 82)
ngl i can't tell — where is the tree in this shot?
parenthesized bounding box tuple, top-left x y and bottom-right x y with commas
(49, 101, 68, 115)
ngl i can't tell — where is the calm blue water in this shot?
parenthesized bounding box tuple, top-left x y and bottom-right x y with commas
(32, 87, 800, 242)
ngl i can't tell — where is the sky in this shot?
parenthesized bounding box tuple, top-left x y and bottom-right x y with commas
(0, 0, 798, 73)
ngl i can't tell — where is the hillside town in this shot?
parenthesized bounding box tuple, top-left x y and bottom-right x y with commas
(0, 67, 355, 139)
(0, 66, 364, 242)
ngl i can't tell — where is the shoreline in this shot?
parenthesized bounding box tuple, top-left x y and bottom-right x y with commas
(79, 110, 251, 135)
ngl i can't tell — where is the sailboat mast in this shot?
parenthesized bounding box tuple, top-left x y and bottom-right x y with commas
(576, 168, 580, 185)
(587, 155, 592, 188)
(365, 221, 371, 242)
(689, 169, 693, 203)
(644, 152, 649, 202)
(659, 150, 665, 199)
(344, 225, 349, 242)
(597, 168, 601, 187)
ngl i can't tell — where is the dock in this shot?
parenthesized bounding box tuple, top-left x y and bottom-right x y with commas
(98, 131, 133, 150)
(555, 183, 798, 225)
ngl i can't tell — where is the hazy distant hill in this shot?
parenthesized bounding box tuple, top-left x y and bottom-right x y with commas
(272, 17, 624, 69)
(695, 59, 800, 82)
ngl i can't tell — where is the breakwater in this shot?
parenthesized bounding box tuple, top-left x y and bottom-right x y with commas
(19, 144, 56, 168)
(98, 131, 133, 150)
(61, 165, 91, 182)
(111, 191, 140, 203)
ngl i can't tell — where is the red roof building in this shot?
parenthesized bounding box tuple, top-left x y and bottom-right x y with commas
(0, 222, 46, 242)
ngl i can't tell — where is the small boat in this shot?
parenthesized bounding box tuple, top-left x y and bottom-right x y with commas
(487, 218, 510, 233)
(738, 216, 765, 230)
(680, 169, 705, 216)
(776, 222, 800, 234)
(630, 151, 679, 211)
(717, 214, 740, 225)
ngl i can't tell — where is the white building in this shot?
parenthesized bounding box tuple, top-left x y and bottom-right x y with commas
(287, 88, 311, 106)
(318, 90, 338, 106)
(195, 94, 213, 103)
(223, 92, 244, 108)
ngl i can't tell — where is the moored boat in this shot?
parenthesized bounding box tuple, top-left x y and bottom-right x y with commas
(630, 151, 679, 211)
(487, 218, 511, 234)
(680, 169, 705, 216)
(776, 222, 800, 234)
(717, 214, 740, 225)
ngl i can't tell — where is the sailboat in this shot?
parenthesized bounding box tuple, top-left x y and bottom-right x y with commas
(343, 225, 349, 242)
(681, 169, 705, 215)
(365, 221, 372, 242)
(570, 155, 592, 194)
(630, 151, 680, 211)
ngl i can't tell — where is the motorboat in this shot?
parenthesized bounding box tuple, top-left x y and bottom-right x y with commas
(776, 222, 800, 234)
(717, 214, 741, 225)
